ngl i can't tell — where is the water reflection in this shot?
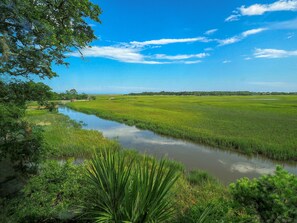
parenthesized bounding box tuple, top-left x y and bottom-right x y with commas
(58, 106, 297, 184)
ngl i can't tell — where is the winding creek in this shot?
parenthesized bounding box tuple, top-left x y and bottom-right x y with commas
(58, 106, 297, 184)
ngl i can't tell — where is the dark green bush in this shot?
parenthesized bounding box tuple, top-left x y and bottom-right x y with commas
(3, 160, 86, 222)
(230, 166, 297, 223)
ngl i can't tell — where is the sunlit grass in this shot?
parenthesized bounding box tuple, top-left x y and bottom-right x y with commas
(25, 110, 119, 158)
(68, 95, 297, 161)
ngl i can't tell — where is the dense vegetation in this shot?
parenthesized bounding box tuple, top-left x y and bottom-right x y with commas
(1, 0, 100, 174)
(68, 95, 297, 161)
(129, 91, 297, 96)
(1, 107, 296, 222)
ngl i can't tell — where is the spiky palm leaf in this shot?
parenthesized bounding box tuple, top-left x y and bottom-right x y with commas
(82, 149, 179, 223)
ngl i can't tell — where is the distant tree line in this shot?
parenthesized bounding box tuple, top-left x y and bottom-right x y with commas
(51, 88, 95, 101)
(128, 91, 297, 96)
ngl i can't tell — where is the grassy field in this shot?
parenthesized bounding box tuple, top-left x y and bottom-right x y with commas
(25, 109, 119, 158)
(67, 95, 297, 161)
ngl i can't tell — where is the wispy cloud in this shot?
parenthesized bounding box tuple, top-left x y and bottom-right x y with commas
(242, 28, 267, 37)
(182, 60, 202, 64)
(287, 33, 295, 39)
(68, 46, 207, 64)
(219, 28, 267, 46)
(67, 46, 169, 64)
(269, 18, 297, 30)
(226, 0, 297, 22)
(219, 37, 241, 45)
(225, 14, 240, 22)
(130, 37, 210, 46)
(204, 29, 218, 35)
(254, 48, 297, 58)
(223, 60, 231, 64)
(154, 53, 208, 60)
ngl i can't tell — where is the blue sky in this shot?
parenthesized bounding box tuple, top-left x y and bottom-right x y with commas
(46, 0, 297, 93)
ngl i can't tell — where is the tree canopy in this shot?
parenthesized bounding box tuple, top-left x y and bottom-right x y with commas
(0, 0, 101, 78)
(0, 0, 101, 175)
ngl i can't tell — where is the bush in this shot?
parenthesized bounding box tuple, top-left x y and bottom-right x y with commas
(230, 166, 297, 223)
(0, 104, 46, 174)
(3, 160, 86, 222)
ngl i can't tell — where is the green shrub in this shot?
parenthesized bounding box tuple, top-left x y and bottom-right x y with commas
(4, 160, 86, 222)
(82, 149, 180, 222)
(230, 166, 297, 223)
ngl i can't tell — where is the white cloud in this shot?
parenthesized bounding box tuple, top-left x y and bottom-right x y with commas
(219, 37, 241, 45)
(67, 46, 168, 64)
(205, 29, 218, 35)
(240, 0, 297, 16)
(254, 48, 297, 58)
(219, 28, 267, 46)
(244, 57, 252, 60)
(68, 46, 208, 64)
(130, 37, 210, 46)
(154, 53, 208, 60)
(225, 14, 240, 22)
(226, 0, 297, 22)
(182, 60, 202, 64)
(242, 28, 267, 37)
(223, 60, 231, 64)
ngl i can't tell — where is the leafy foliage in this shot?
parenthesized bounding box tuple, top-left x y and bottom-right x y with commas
(0, 81, 54, 173)
(0, 104, 45, 173)
(51, 88, 89, 100)
(2, 160, 86, 222)
(0, 0, 101, 78)
(0, 80, 53, 106)
(230, 166, 297, 223)
(0, 0, 101, 174)
(82, 149, 180, 222)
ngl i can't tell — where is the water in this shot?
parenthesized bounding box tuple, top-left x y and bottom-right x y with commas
(58, 106, 297, 184)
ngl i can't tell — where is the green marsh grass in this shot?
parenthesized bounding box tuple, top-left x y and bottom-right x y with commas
(25, 109, 119, 158)
(68, 95, 297, 161)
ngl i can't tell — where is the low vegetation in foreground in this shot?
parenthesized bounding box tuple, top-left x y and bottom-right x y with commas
(1, 109, 297, 222)
(68, 95, 297, 161)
